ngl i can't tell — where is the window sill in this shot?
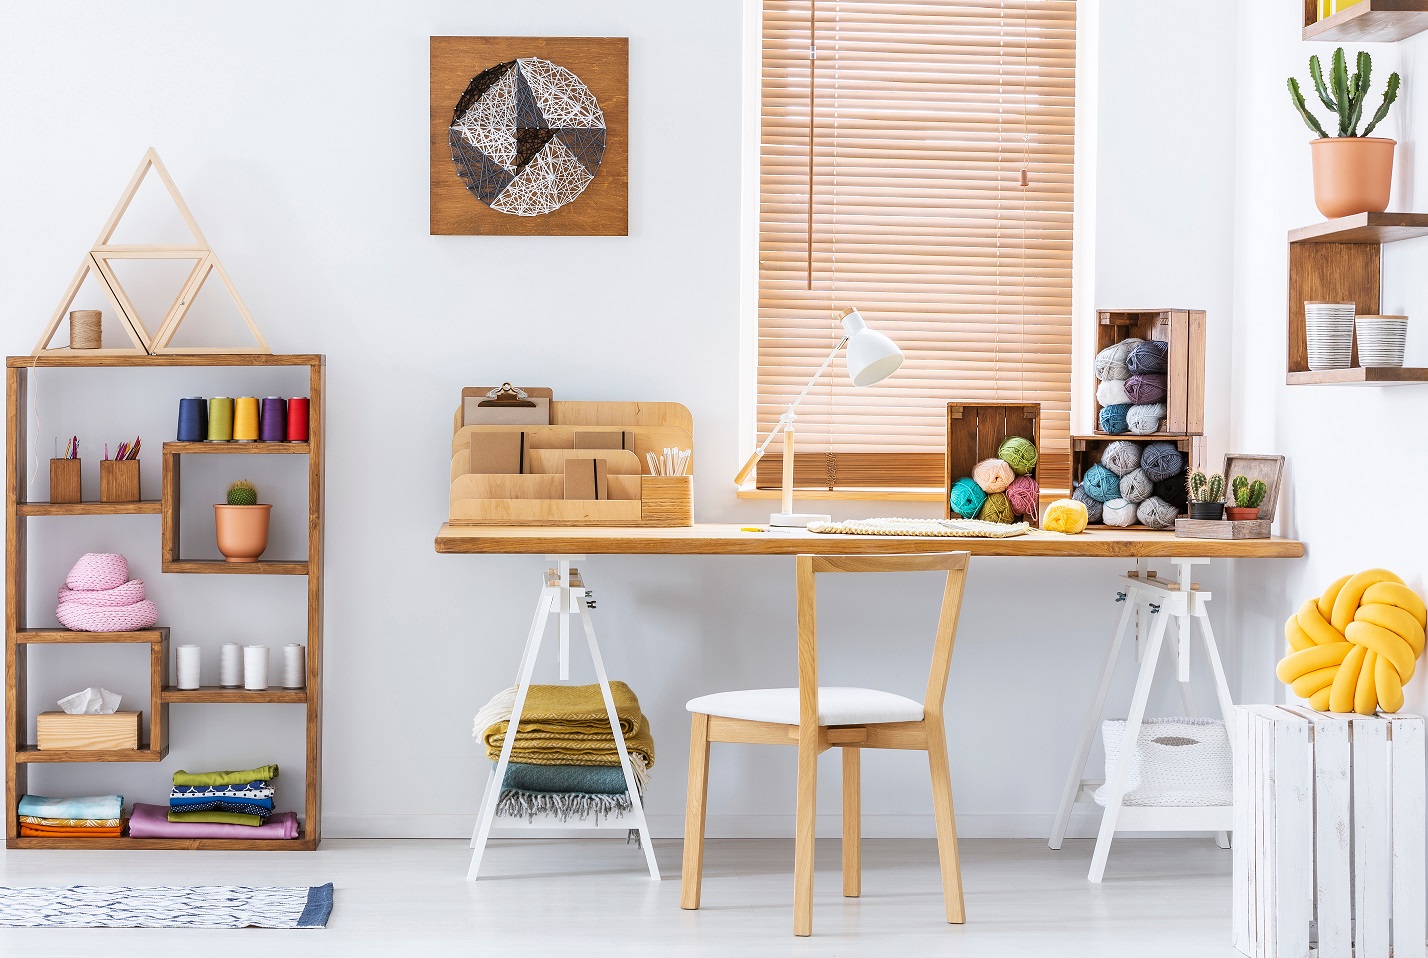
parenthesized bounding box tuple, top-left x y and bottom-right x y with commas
(735, 486, 1071, 504)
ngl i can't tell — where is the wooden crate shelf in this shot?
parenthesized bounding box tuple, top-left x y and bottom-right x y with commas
(15, 744, 166, 763)
(9, 830, 315, 851)
(164, 441, 309, 455)
(18, 500, 161, 516)
(161, 686, 307, 704)
(1303, 0, 1428, 42)
(161, 560, 309, 575)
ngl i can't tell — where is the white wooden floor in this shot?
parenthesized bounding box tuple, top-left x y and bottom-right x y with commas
(0, 837, 1238, 956)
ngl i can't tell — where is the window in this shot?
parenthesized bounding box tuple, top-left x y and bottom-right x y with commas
(755, 0, 1077, 491)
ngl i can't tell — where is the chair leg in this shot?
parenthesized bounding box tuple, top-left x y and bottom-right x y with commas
(794, 729, 818, 937)
(842, 746, 861, 898)
(681, 713, 712, 910)
(926, 722, 966, 923)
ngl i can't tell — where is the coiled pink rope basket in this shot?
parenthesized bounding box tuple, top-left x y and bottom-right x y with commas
(56, 553, 157, 631)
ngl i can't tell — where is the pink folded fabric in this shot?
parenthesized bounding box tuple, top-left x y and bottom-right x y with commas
(128, 802, 299, 840)
(56, 599, 158, 632)
(65, 553, 130, 592)
(57, 579, 147, 607)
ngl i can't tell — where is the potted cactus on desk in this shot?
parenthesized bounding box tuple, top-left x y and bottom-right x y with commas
(1226, 475, 1268, 522)
(1187, 470, 1225, 521)
(214, 480, 271, 562)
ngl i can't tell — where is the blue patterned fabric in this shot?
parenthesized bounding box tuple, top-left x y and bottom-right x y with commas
(170, 783, 273, 800)
(169, 795, 273, 810)
(166, 799, 272, 818)
(0, 883, 333, 928)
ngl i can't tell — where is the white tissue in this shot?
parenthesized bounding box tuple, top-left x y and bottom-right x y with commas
(58, 687, 122, 714)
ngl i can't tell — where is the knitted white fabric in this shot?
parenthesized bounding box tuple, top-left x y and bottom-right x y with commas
(1094, 717, 1232, 807)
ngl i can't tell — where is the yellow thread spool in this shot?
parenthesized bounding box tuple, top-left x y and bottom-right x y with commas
(207, 397, 234, 441)
(233, 397, 259, 441)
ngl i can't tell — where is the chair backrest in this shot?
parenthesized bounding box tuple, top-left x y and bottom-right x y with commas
(796, 553, 970, 727)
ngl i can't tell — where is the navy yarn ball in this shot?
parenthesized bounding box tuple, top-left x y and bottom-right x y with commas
(1153, 475, 1188, 510)
(1126, 340, 1169, 375)
(1140, 442, 1185, 482)
(1081, 464, 1121, 503)
(1098, 403, 1131, 434)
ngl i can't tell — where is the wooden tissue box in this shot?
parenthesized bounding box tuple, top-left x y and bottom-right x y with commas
(36, 711, 141, 750)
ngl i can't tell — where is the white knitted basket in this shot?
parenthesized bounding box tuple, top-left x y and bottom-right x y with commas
(1094, 716, 1231, 807)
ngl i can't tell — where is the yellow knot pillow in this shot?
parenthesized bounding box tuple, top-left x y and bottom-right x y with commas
(1276, 569, 1426, 714)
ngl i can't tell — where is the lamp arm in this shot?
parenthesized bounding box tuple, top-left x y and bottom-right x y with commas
(733, 336, 848, 486)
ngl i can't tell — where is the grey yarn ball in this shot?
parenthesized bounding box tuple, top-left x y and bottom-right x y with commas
(1072, 485, 1104, 524)
(1094, 338, 1143, 381)
(1103, 498, 1138, 527)
(1096, 378, 1129, 407)
(1140, 442, 1185, 482)
(1126, 403, 1166, 435)
(1100, 440, 1142, 477)
(1136, 495, 1179, 530)
(1119, 467, 1153, 504)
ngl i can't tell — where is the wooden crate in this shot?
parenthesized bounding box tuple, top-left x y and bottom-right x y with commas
(1234, 706, 1426, 958)
(1071, 434, 1201, 531)
(1175, 453, 1285, 541)
(943, 402, 1040, 523)
(1095, 309, 1206, 436)
(36, 711, 141, 750)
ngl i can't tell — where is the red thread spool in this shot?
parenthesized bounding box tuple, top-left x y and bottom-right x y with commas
(286, 397, 310, 442)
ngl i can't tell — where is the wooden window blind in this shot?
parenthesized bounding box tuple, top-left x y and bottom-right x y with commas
(755, 0, 1077, 491)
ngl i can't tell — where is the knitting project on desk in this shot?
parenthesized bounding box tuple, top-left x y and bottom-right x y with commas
(806, 518, 1031, 538)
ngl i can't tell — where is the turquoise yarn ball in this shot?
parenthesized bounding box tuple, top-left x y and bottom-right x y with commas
(1099, 403, 1130, 434)
(949, 477, 987, 518)
(1081, 463, 1121, 503)
(997, 436, 1039, 476)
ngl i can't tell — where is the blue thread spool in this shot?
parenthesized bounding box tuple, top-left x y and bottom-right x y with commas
(177, 397, 207, 442)
(1099, 403, 1130, 434)
(1081, 464, 1121, 502)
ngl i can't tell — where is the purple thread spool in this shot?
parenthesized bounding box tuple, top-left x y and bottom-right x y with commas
(260, 397, 286, 442)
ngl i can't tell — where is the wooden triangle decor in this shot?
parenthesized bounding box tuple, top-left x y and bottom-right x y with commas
(33, 148, 270, 356)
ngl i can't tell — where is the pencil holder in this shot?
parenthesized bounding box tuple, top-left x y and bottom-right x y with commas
(100, 460, 140, 503)
(49, 459, 82, 503)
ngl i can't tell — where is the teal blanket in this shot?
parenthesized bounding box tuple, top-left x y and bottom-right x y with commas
(18, 794, 123, 820)
(498, 763, 632, 795)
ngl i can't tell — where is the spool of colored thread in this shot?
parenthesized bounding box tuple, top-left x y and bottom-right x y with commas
(1098, 403, 1130, 435)
(1140, 442, 1185, 482)
(1081, 464, 1121, 503)
(1100, 440, 1141, 476)
(1072, 485, 1103, 523)
(260, 397, 286, 442)
(1136, 496, 1179, 530)
(1103, 498, 1138, 527)
(972, 457, 1014, 493)
(1123, 373, 1167, 405)
(1006, 474, 1039, 517)
(1094, 338, 1142, 381)
(1044, 498, 1088, 534)
(287, 397, 310, 442)
(233, 397, 259, 441)
(207, 397, 234, 441)
(997, 436, 1038, 476)
(949, 477, 986, 518)
(176, 397, 207, 442)
(1119, 468, 1153, 504)
(1126, 340, 1169, 375)
(1126, 403, 1166, 435)
(978, 492, 1015, 524)
(1096, 379, 1129, 407)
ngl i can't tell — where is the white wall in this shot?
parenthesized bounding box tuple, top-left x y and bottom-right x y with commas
(0, 0, 1244, 840)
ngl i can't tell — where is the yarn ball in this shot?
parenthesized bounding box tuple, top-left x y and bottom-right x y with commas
(997, 436, 1039, 476)
(1098, 403, 1131, 435)
(1276, 570, 1427, 714)
(1096, 379, 1129, 407)
(1081, 464, 1121, 503)
(972, 457, 1014, 493)
(1043, 499, 1088, 534)
(949, 477, 987, 518)
(1094, 338, 1143, 381)
(1119, 468, 1153, 504)
(1100, 440, 1142, 477)
(1123, 373, 1168, 405)
(1136, 496, 1179, 530)
(978, 492, 1016, 524)
(1072, 485, 1104, 523)
(1102, 498, 1138, 527)
(1126, 340, 1169, 375)
(1153, 475, 1189, 511)
(1126, 403, 1166, 435)
(1140, 441, 1185, 482)
(1006, 474, 1039, 517)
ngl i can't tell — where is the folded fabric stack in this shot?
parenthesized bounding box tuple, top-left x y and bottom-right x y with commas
(127, 764, 297, 839)
(55, 553, 159, 632)
(473, 682, 654, 822)
(18, 793, 124, 838)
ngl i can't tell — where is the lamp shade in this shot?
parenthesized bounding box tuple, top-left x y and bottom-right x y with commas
(839, 307, 904, 387)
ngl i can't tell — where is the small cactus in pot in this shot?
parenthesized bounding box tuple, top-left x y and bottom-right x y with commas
(1227, 474, 1269, 521)
(215, 479, 270, 562)
(226, 480, 259, 506)
(1187, 470, 1226, 521)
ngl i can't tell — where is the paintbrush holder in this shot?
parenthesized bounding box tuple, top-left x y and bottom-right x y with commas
(49, 458, 82, 503)
(100, 459, 140, 503)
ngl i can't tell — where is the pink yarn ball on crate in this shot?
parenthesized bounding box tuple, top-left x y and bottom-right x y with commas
(1006, 475, 1040, 517)
(971, 458, 1014, 494)
(65, 553, 130, 592)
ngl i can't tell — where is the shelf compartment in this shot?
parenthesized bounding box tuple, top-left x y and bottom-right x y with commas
(1287, 367, 1428, 385)
(15, 627, 167, 644)
(1303, 1, 1428, 42)
(162, 560, 308, 575)
(164, 441, 309, 455)
(15, 744, 167, 763)
(161, 686, 307, 703)
(18, 500, 161, 516)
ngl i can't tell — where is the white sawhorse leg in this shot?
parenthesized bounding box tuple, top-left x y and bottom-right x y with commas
(468, 557, 662, 881)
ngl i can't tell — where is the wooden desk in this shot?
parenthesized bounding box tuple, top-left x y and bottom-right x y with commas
(435, 523, 1305, 559)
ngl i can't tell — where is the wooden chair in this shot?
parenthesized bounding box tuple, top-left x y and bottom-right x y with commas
(680, 552, 971, 937)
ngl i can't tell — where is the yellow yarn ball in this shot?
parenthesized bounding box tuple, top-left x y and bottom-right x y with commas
(978, 492, 1015, 524)
(972, 458, 1014, 493)
(1043, 498, 1088, 534)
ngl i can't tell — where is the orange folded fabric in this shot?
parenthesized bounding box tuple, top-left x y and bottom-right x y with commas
(19, 822, 124, 838)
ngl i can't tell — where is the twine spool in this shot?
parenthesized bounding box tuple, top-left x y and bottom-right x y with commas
(949, 477, 987, 518)
(1140, 441, 1185, 482)
(233, 397, 260, 441)
(978, 491, 1015, 524)
(1136, 496, 1179, 530)
(1126, 403, 1166, 435)
(997, 436, 1038, 476)
(1081, 464, 1121, 503)
(260, 397, 286, 442)
(1103, 498, 1138, 527)
(1094, 338, 1142, 381)
(207, 397, 234, 442)
(972, 457, 1014, 494)
(69, 310, 102, 349)
(1096, 379, 1129, 407)
(243, 645, 269, 691)
(282, 643, 306, 689)
(1154, 475, 1188, 510)
(1006, 474, 1039, 517)
(1099, 404, 1130, 435)
(176, 645, 201, 690)
(1100, 440, 1141, 476)
(1119, 468, 1153, 504)
(287, 397, 310, 442)
(1072, 485, 1104, 523)
(1126, 340, 1169, 375)
(219, 642, 242, 688)
(1123, 373, 1167, 405)
(1044, 498, 1088, 534)
(176, 397, 207, 442)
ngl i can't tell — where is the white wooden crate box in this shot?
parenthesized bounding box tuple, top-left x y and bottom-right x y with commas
(1233, 705, 1425, 958)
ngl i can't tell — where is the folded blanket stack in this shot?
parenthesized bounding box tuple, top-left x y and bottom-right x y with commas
(473, 682, 654, 822)
(163, 765, 280, 827)
(18, 793, 125, 838)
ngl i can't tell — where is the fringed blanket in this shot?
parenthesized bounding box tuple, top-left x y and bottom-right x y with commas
(495, 789, 633, 823)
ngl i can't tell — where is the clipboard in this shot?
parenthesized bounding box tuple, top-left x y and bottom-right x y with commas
(461, 384, 552, 426)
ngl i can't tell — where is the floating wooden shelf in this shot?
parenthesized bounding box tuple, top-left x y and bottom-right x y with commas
(6, 353, 321, 369)
(1303, 0, 1428, 42)
(18, 500, 161, 516)
(1287, 367, 1428, 385)
(161, 560, 308, 575)
(161, 686, 307, 704)
(163, 441, 309, 455)
(15, 744, 166, 763)
(1288, 212, 1428, 245)
(15, 627, 167, 645)
(8, 830, 314, 851)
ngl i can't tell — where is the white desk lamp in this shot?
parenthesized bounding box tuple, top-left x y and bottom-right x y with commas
(734, 306, 904, 527)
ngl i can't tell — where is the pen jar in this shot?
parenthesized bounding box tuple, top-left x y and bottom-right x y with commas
(100, 460, 140, 503)
(49, 458, 82, 503)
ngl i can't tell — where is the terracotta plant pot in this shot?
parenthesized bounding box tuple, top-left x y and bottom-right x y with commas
(1225, 506, 1259, 521)
(1189, 501, 1225, 521)
(1310, 137, 1395, 219)
(214, 504, 271, 562)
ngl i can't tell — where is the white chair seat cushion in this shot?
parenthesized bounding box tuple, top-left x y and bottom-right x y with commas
(686, 687, 924, 726)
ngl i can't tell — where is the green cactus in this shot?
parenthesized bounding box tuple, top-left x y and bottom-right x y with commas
(1232, 475, 1268, 509)
(1289, 47, 1399, 139)
(226, 479, 258, 506)
(1188, 470, 1225, 504)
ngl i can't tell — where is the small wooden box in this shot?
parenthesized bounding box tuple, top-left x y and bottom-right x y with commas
(1071, 434, 1202, 530)
(1175, 453, 1284, 540)
(100, 459, 140, 503)
(944, 402, 1040, 523)
(1096, 309, 1206, 435)
(36, 711, 141, 750)
(49, 458, 82, 503)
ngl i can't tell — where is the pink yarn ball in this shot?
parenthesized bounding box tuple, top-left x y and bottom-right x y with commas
(1006, 475, 1040, 517)
(971, 458, 1014, 493)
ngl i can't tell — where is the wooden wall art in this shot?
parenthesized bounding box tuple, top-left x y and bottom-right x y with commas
(430, 36, 628, 236)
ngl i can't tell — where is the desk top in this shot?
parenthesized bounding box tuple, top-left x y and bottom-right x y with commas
(435, 523, 1306, 559)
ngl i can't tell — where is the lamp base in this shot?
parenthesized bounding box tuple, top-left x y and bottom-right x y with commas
(769, 512, 832, 528)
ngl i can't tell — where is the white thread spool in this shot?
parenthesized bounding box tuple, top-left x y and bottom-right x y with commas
(176, 645, 201, 690)
(219, 643, 242, 688)
(281, 644, 306, 689)
(243, 645, 269, 691)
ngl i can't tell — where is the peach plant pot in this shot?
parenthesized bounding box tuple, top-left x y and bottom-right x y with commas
(1225, 506, 1260, 521)
(1310, 137, 1395, 220)
(214, 504, 271, 562)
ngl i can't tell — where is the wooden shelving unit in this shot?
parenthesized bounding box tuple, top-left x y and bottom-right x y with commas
(5, 353, 325, 850)
(1303, 0, 1428, 42)
(1287, 213, 1428, 385)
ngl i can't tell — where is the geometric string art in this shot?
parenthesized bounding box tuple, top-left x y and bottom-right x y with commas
(448, 57, 607, 216)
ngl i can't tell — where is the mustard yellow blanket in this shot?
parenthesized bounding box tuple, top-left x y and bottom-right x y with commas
(479, 682, 655, 771)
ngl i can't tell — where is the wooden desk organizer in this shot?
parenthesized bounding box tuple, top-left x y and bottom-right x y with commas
(449, 396, 694, 527)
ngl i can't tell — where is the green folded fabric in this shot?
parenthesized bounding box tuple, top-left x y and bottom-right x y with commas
(167, 808, 264, 827)
(172, 765, 278, 787)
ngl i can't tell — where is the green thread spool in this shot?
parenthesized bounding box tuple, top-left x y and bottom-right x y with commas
(207, 397, 234, 441)
(949, 477, 986, 518)
(978, 491, 1015, 524)
(997, 436, 1038, 476)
